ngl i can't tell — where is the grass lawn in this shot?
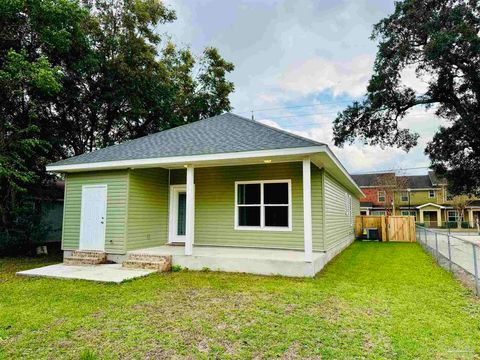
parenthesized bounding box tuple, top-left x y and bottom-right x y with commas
(1, 242, 479, 359)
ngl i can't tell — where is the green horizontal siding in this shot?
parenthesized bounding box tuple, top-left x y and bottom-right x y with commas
(62, 170, 128, 253)
(192, 163, 305, 250)
(126, 168, 169, 251)
(311, 165, 324, 251)
(323, 171, 355, 250)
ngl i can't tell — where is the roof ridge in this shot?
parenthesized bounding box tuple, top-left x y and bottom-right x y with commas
(227, 113, 325, 147)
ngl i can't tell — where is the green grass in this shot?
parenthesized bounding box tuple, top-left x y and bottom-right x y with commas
(0, 242, 479, 359)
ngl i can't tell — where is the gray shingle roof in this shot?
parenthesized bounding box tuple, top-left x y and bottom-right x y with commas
(49, 113, 323, 167)
(397, 175, 433, 189)
(350, 173, 395, 187)
(352, 172, 437, 189)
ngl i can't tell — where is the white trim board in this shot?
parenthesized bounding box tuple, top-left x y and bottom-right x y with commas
(416, 202, 445, 209)
(47, 146, 324, 172)
(234, 179, 292, 232)
(47, 145, 364, 199)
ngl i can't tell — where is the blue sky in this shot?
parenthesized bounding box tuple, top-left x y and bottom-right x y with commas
(162, 0, 444, 175)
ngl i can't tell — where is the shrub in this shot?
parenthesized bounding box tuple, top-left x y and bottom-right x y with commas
(0, 204, 49, 256)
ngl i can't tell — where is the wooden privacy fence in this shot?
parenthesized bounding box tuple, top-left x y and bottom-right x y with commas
(355, 215, 416, 242)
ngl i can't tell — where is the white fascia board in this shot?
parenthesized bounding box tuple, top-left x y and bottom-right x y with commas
(46, 146, 325, 172)
(416, 202, 445, 209)
(322, 146, 365, 198)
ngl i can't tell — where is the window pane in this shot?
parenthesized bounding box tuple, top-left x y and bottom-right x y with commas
(177, 193, 186, 235)
(265, 206, 288, 227)
(264, 183, 288, 204)
(238, 206, 260, 226)
(237, 184, 260, 204)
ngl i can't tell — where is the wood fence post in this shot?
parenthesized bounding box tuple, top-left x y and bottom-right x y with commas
(381, 216, 387, 242)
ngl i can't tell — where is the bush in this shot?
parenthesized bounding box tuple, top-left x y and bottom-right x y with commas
(0, 204, 49, 256)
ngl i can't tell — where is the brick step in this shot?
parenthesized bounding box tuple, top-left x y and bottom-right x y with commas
(122, 255, 172, 272)
(127, 253, 171, 262)
(71, 250, 107, 260)
(64, 256, 106, 266)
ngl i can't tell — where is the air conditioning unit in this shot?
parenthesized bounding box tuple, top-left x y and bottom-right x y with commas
(362, 227, 379, 241)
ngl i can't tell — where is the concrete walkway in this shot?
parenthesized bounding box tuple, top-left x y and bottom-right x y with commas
(16, 263, 155, 284)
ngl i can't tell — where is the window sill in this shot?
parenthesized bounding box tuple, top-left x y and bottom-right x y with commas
(234, 226, 292, 232)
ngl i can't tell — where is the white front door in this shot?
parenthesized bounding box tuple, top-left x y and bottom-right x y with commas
(79, 185, 107, 251)
(169, 185, 187, 243)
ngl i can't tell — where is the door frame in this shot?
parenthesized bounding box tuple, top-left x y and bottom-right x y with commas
(79, 184, 107, 251)
(168, 185, 187, 244)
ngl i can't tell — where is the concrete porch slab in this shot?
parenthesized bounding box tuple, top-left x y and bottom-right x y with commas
(16, 263, 155, 284)
(129, 245, 329, 277)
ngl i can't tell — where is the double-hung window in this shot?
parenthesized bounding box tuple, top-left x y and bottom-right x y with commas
(447, 210, 458, 223)
(378, 191, 386, 203)
(428, 190, 435, 198)
(401, 192, 409, 202)
(235, 180, 291, 230)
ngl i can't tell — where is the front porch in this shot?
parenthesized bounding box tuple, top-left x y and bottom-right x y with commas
(128, 244, 340, 277)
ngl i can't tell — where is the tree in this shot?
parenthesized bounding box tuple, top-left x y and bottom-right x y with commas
(0, 49, 62, 250)
(373, 173, 410, 215)
(450, 195, 471, 228)
(332, 0, 480, 196)
(0, 0, 235, 241)
(40, 0, 235, 158)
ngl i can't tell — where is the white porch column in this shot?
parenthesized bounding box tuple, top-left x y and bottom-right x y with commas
(303, 157, 313, 263)
(185, 165, 195, 255)
(468, 209, 474, 227)
(437, 209, 442, 227)
(419, 209, 424, 224)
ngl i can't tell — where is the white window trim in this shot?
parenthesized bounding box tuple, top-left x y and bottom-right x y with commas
(447, 210, 458, 222)
(234, 179, 292, 231)
(400, 192, 409, 202)
(378, 191, 386, 203)
(428, 190, 435, 198)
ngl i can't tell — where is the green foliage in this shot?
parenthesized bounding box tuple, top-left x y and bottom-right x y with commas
(79, 349, 98, 360)
(0, 203, 49, 256)
(0, 0, 235, 250)
(171, 264, 182, 272)
(1, 242, 480, 358)
(333, 0, 480, 195)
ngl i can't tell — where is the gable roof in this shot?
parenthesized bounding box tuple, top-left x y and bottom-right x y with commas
(48, 113, 323, 168)
(350, 173, 395, 187)
(397, 175, 434, 189)
(428, 171, 448, 186)
(416, 203, 445, 209)
(352, 172, 439, 189)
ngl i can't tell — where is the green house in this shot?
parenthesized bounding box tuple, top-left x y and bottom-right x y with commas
(47, 113, 363, 277)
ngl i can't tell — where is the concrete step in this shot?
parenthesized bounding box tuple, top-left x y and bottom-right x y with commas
(64, 256, 106, 266)
(122, 255, 172, 272)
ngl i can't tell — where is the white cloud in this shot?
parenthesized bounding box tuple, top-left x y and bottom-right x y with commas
(279, 54, 374, 97)
(263, 118, 424, 173)
(400, 65, 431, 95)
(258, 119, 281, 129)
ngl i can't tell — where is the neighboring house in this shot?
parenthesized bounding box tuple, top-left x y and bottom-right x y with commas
(46, 113, 363, 277)
(352, 172, 480, 228)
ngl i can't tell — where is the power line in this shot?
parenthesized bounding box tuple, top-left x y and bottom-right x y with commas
(351, 166, 431, 174)
(235, 100, 354, 115)
(254, 111, 435, 124)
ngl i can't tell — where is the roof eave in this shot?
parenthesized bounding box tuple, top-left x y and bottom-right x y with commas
(46, 146, 325, 172)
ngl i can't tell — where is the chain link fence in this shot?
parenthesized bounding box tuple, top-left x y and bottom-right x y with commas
(416, 225, 480, 295)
